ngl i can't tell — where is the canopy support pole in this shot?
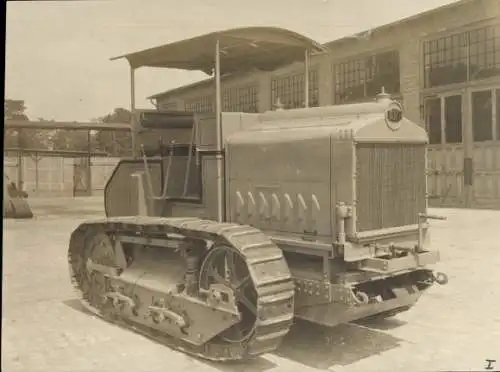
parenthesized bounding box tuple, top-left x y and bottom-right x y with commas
(215, 38, 224, 222)
(304, 48, 310, 108)
(130, 66, 137, 157)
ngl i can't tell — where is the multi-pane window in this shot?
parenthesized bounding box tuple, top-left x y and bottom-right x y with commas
(184, 95, 214, 113)
(270, 70, 319, 109)
(423, 24, 500, 88)
(471, 88, 500, 142)
(472, 90, 493, 142)
(469, 26, 500, 80)
(222, 85, 259, 112)
(333, 50, 400, 104)
(424, 94, 464, 145)
(425, 88, 500, 145)
(159, 101, 178, 111)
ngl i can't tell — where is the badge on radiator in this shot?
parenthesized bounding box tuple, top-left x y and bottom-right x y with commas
(385, 101, 403, 131)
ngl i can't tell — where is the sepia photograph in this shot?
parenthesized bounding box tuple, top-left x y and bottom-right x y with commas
(3, 0, 500, 371)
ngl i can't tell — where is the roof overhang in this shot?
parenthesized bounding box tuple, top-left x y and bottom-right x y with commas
(4, 120, 131, 131)
(110, 26, 328, 75)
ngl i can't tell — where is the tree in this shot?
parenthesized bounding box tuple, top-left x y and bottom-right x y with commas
(4, 99, 29, 121)
(3, 99, 51, 150)
(94, 107, 132, 156)
(4, 99, 28, 148)
(49, 126, 91, 151)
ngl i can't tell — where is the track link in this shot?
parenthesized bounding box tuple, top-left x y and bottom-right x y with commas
(68, 216, 295, 361)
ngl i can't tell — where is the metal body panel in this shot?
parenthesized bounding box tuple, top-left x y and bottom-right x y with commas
(226, 100, 429, 243)
(195, 112, 261, 150)
(227, 135, 332, 237)
(105, 160, 162, 217)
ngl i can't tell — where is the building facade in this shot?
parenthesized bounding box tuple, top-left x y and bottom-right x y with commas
(150, 0, 500, 209)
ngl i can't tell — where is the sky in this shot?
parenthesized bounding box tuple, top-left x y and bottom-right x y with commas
(5, 0, 461, 122)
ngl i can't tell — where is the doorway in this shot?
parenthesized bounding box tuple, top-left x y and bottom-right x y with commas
(424, 92, 465, 207)
(468, 85, 500, 208)
(73, 157, 92, 197)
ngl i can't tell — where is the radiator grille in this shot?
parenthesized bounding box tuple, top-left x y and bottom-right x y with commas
(355, 143, 427, 232)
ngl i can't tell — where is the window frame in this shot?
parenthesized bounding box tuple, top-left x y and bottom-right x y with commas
(270, 68, 320, 109)
(421, 22, 500, 90)
(332, 49, 401, 105)
(222, 84, 259, 113)
(184, 94, 215, 113)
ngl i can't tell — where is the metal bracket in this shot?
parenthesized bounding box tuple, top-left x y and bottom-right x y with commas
(359, 250, 440, 274)
(147, 304, 187, 328)
(202, 284, 239, 315)
(104, 292, 136, 309)
(86, 259, 122, 277)
(417, 212, 446, 252)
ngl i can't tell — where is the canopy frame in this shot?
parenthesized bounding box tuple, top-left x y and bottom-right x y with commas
(112, 26, 328, 222)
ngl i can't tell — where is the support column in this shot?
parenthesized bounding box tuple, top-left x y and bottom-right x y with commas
(304, 49, 310, 108)
(86, 129, 92, 196)
(16, 129, 24, 190)
(130, 67, 137, 157)
(215, 39, 224, 222)
(463, 88, 473, 208)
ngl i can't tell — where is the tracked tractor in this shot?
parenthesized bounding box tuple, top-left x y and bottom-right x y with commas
(67, 27, 448, 361)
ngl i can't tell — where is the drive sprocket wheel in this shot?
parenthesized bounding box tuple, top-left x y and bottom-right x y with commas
(199, 244, 259, 344)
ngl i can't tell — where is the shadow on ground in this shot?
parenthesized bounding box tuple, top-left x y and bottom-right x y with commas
(25, 197, 105, 219)
(64, 299, 405, 371)
(273, 319, 405, 369)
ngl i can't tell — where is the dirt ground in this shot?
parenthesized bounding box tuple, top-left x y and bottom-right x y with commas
(2, 197, 500, 372)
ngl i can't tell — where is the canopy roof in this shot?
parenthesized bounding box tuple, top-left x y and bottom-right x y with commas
(110, 26, 328, 75)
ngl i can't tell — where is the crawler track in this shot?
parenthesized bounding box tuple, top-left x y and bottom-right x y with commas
(68, 216, 295, 361)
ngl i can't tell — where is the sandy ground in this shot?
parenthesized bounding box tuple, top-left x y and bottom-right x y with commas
(2, 197, 500, 372)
